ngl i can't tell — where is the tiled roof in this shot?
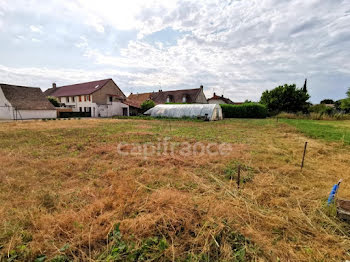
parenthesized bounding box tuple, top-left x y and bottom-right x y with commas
(123, 99, 142, 108)
(207, 93, 234, 104)
(127, 93, 153, 108)
(45, 79, 111, 97)
(0, 84, 56, 110)
(127, 88, 203, 108)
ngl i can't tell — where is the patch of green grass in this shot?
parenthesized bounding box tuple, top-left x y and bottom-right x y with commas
(98, 223, 168, 261)
(223, 161, 255, 184)
(280, 119, 350, 144)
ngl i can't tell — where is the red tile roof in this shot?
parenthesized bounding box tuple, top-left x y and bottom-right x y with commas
(45, 79, 111, 97)
(207, 93, 234, 104)
(123, 99, 142, 108)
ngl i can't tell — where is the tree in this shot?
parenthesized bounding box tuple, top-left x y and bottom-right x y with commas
(141, 100, 155, 113)
(340, 87, 350, 113)
(320, 99, 335, 104)
(47, 96, 60, 107)
(260, 84, 310, 114)
(302, 78, 307, 93)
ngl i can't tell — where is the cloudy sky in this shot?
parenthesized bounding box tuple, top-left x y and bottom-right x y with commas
(0, 0, 349, 102)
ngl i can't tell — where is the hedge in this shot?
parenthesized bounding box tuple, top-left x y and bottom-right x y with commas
(221, 103, 268, 118)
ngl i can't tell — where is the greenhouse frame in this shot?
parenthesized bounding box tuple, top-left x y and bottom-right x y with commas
(144, 104, 223, 121)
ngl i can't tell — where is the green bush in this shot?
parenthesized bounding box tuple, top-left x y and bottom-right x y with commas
(47, 96, 60, 107)
(141, 100, 155, 113)
(309, 104, 335, 115)
(221, 103, 267, 118)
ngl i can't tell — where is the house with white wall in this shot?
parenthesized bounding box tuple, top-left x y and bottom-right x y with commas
(44, 79, 129, 117)
(207, 93, 235, 105)
(0, 83, 57, 120)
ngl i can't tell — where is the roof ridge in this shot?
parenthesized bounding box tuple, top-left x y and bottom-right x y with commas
(0, 83, 40, 89)
(57, 78, 111, 88)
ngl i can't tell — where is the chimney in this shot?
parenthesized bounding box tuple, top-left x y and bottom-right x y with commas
(200, 85, 203, 89)
(221, 95, 224, 98)
(159, 89, 162, 92)
(52, 83, 57, 89)
(213, 92, 216, 96)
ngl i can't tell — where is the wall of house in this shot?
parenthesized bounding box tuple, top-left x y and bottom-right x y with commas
(195, 89, 208, 104)
(96, 102, 129, 117)
(92, 80, 126, 105)
(58, 96, 96, 116)
(0, 87, 12, 119)
(17, 110, 57, 119)
(208, 99, 225, 105)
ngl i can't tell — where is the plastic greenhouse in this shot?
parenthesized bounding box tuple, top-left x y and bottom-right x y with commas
(144, 104, 223, 121)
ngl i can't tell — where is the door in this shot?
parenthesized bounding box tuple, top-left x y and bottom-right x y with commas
(123, 108, 128, 116)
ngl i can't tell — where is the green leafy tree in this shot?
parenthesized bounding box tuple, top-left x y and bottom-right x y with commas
(320, 99, 335, 104)
(334, 100, 342, 111)
(340, 88, 350, 113)
(141, 100, 155, 113)
(302, 78, 307, 93)
(47, 96, 60, 107)
(260, 84, 310, 114)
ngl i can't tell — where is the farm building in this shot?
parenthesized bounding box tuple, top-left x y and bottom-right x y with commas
(144, 104, 223, 121)
(44, 79, 129, 117)
(0, 83, 57, 120)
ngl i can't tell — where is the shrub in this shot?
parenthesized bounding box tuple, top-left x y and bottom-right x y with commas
(221, 103, 267, 118)
(320, 99, 335, 104)
(141, 100, 155, 113)
(276, 112, 350, 120)
(47, 96, 60, 107)
(309, 104, 335, 115)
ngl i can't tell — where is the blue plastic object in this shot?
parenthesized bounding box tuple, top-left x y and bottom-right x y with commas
(327, 184, 339, 205)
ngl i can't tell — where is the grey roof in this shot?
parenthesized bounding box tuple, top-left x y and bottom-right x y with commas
(0, 84, 56, 110)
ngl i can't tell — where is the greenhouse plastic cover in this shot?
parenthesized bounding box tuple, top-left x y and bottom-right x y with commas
(144, 104, 222, 120)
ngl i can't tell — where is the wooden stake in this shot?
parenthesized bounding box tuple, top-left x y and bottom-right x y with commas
(301, 142, 308, 170)
(237, 165, 241, 189)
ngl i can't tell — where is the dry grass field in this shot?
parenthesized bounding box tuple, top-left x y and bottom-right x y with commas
(0, 118, 350, 261)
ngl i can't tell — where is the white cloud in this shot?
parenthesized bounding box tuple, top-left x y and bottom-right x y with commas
(0, 0, 349, 102)
(30, 25, 42, 33)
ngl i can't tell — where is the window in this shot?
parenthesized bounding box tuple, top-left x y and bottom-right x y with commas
(79, 96, 82, 102)
(85, 95, 90, 102)
(109, 96, 113, 102)
(182, 96, 187, 103)
(79, 107, 82, 112)
(72, 96, 75, 102)
(67, 97, 70, 103)
(166, 95, 173, 103)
